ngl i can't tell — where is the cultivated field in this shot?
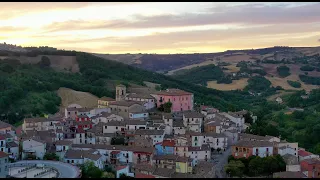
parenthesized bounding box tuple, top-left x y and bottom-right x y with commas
(265, 75, 319, 92)
(207, 78, 249, 91)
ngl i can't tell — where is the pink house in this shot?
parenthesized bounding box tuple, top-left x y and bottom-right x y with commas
(152, 89, 194, 112)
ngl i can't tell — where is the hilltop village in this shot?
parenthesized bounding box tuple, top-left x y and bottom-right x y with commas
(0, 84, 319, 178)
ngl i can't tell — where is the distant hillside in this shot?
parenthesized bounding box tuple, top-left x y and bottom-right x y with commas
(94, 46, 320, 73)
(0, 50, 262, 125)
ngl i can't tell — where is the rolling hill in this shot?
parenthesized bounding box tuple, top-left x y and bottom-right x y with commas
(0, 49, 262, 125)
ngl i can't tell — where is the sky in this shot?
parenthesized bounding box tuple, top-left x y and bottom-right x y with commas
(1, 2, 320, 54)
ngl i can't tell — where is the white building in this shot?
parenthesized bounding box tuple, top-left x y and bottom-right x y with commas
(125, 120, 147, 130)
(125, 93, 156, 110)
(172, 120, 186, 135)
(134, 129, 165, 145)
(205, 132, 228, 151)
(188, 144, 211, 164)
(64, 149, 104, 169)
(22, 138, 46, 160)
(103, 121, 126, 134)
(183, 112, 205, 133)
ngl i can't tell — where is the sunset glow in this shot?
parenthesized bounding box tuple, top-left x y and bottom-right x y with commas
(1, 2, 320, 54)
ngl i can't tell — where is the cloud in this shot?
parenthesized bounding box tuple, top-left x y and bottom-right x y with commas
(41, 2, 320, 34)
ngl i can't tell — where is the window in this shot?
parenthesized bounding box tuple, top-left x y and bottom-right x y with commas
(105, 126, 107, 129)
(125, 109, 127, 112)
(186, 97, 188, 100)
(174, 98, 175, 101)
(72, 160, 74, 163)
(68, 112, 70, 115)
(116, 127, 118, 130)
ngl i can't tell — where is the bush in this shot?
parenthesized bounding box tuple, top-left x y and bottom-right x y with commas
(300, 65, 315, 71)
(287, 80, 301, 88)
(277, 65, 290, 77)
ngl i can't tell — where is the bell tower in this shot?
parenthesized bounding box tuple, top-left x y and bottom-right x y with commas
(116, 84, 126, 101)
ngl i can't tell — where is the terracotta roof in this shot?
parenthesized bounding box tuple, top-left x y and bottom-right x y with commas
(188, 144, 211, 151)
(152, 168, 175, 177)
(239, 133, 276, 141)
(77, 108, 93, 112)
(125, 120, 146, 126)
(298, 149, 313, 157)
(183, 111, 205, 118)
(77, 115, 89, 118)
(134, 164, 156, 172)
(105, 120, 126, 126)
(136, 173, 155, 178)
(155, 89, 192, 96)
(111, 151, 120, 155)
(0, 151, 8, 158)
(162, 140, 175, 147)
(65, 149, 101, 161)
(135, 129, 164, 135)
(153, 154, 177, 161)
(6, 142, 18, 148)
(204, 132, 227, 138)
(0, 121, 14, 130)
(55, 140, 73, 146)
(233, 140, 274, 148)
(126, 93, 155, 99)
(71, 144, 154, 153)
(301, 158, 320, 165)
(116, 166, 127, 171)
(99, 96, 115, 101)
(0, 135, 5, 140)
(109, 100, 144, 107)
(176, 156, 192, 162)
(273, 171, 306, 178)
(172, 120, 184, 127)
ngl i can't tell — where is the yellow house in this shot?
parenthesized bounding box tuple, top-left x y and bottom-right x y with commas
(98, 97, 115, 108)
(175, 157, 193, 174)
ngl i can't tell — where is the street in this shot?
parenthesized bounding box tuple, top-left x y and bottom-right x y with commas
(212, 147, 231, 178)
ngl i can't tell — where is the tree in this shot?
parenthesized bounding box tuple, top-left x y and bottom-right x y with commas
(155, 85, 161, 91)
(38, 56, 51, 67)
(244, 112, 253, 124)
(111, 137, 125, 145)
(163, 102, 172, 113)
(263, 156, 280, 174)
(43, 152, 59, 161)
(224, 160, 245, 177)
(80, 161, 103, 178)
(102, 172, 115, 178)
(248, 156, 264, 176)
(119, 173, 133, 178)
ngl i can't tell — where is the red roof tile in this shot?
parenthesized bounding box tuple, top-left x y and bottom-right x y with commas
(136, 173, 155, 178)
(0, 135, 5, 140)
(111, 151, 120, 155)
(162, 140, 175, 147)
(116, 165, 127, 171)
(298, 150, 313, 157)
(0, 151, 8, 158)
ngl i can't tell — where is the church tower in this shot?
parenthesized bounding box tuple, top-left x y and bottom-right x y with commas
(116, 84, 126, 101)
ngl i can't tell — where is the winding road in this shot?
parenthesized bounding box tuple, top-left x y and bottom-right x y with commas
(9, 160, 81, 178)
(214, 147, 231, 178)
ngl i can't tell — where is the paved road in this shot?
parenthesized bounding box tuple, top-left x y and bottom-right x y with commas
(9, 160, 80, 178)
(213, 147, 231, 178)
